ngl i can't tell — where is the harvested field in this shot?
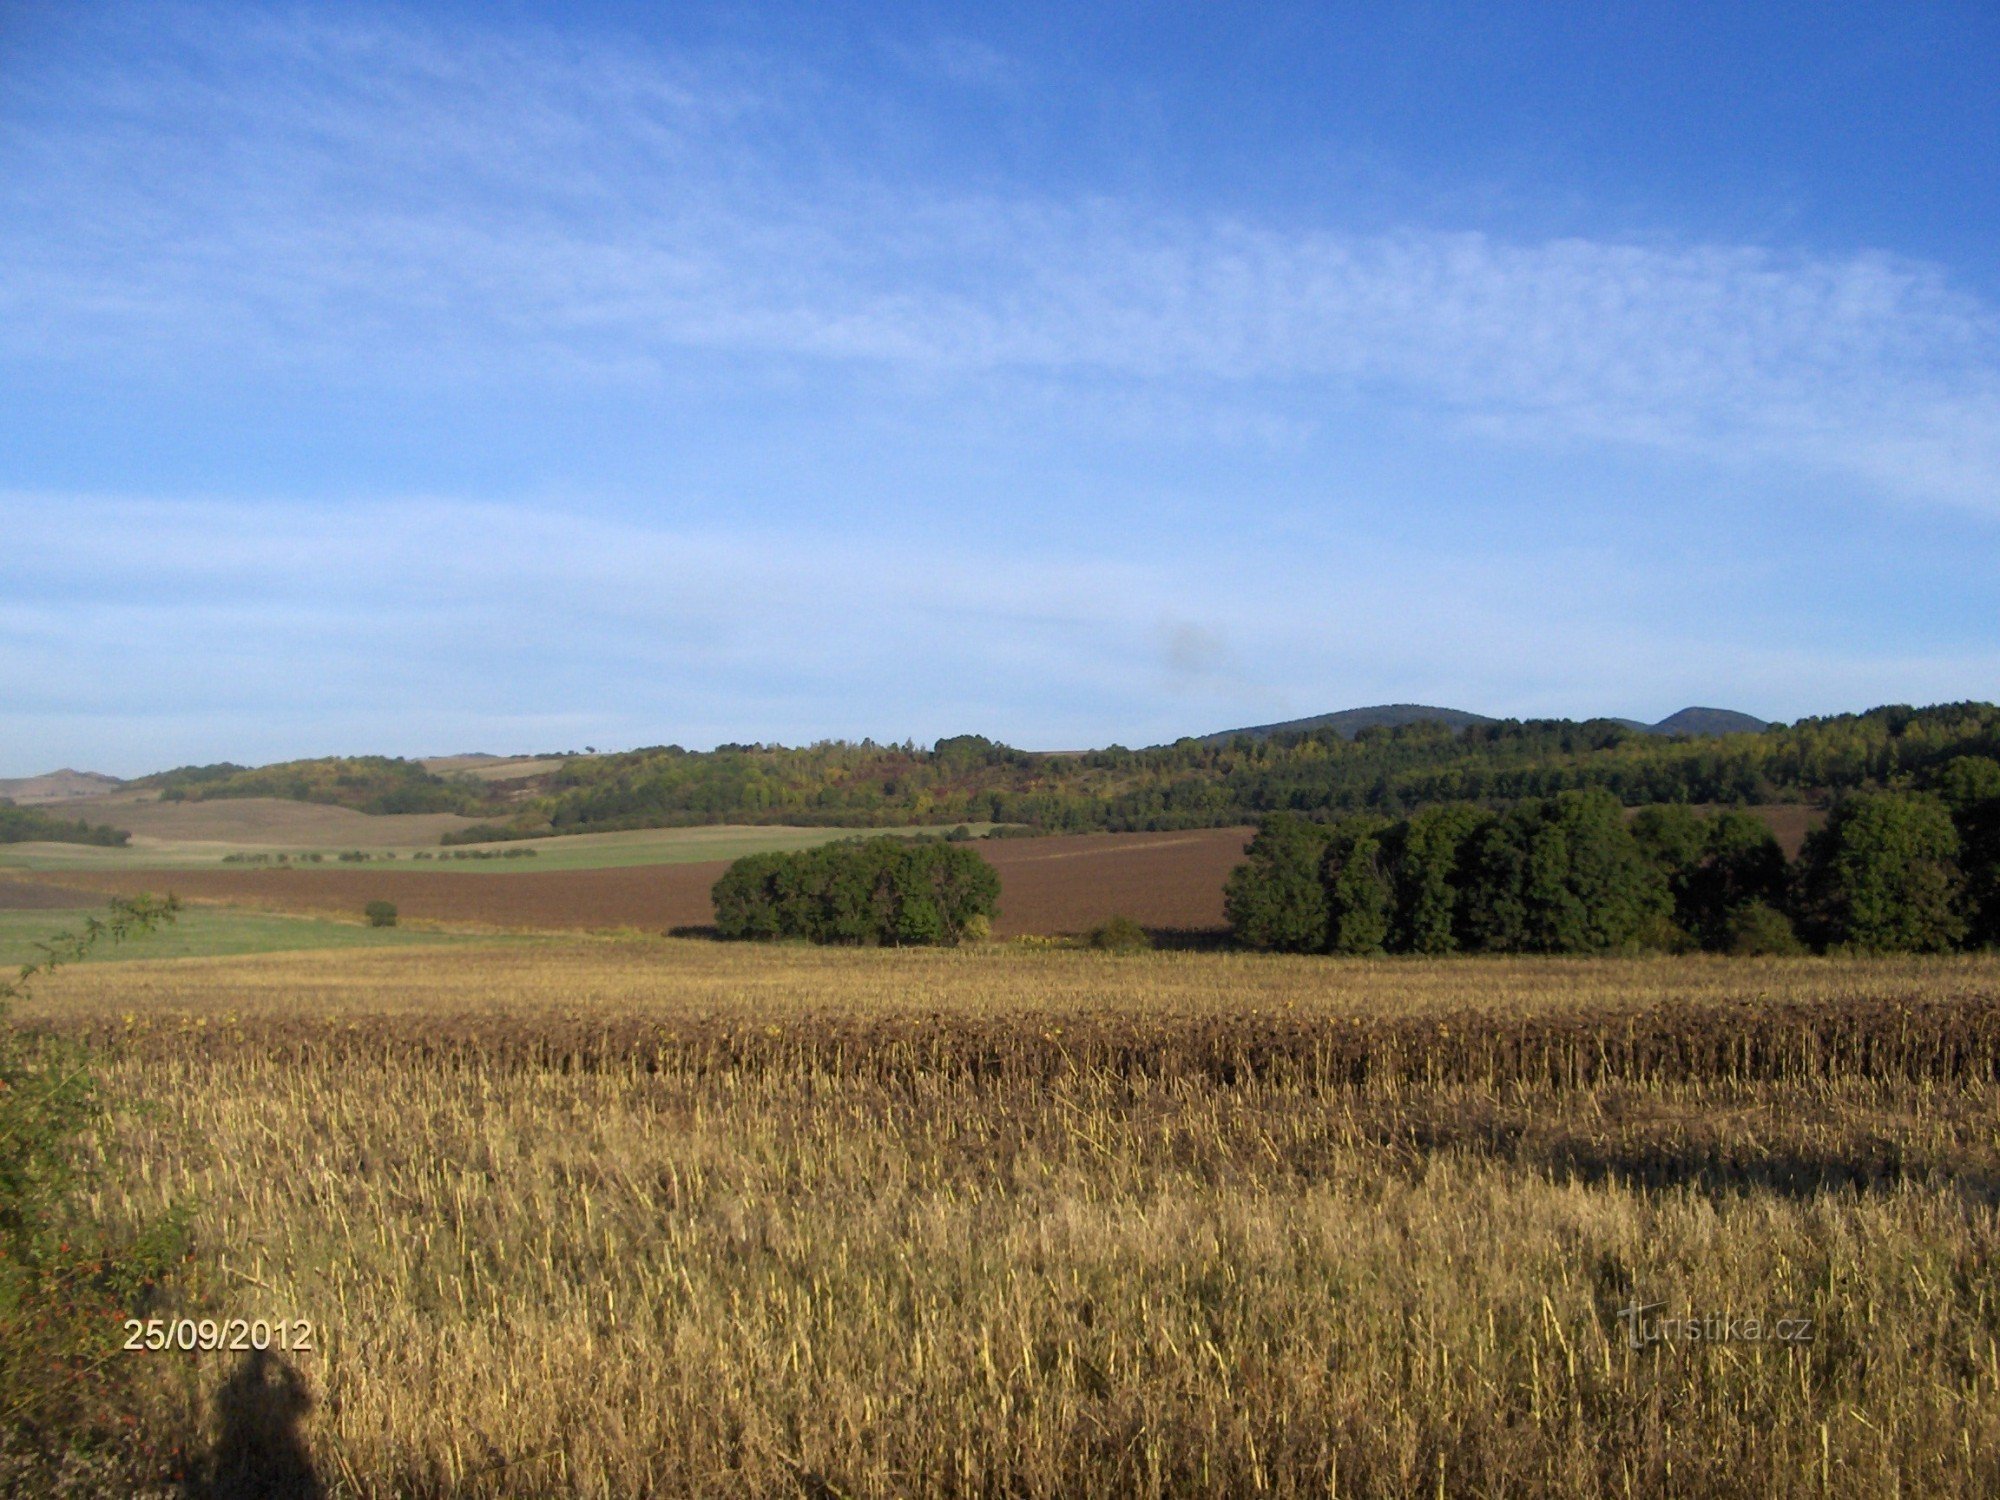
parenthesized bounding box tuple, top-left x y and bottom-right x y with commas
(33, 827, 1257, 937)
(974, 827, 1252, 936)
(0, 875, 95, 910)
(87, 793, 486, 847)
(18, 944, 2000, 1497)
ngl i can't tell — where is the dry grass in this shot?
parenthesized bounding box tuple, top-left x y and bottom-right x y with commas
(19, 945, 2000, 1496)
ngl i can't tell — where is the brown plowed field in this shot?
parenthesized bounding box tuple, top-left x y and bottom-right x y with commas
(32, 827, 1257, 938)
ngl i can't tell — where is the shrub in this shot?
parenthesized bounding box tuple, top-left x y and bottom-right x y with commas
(364, 900, 399, 928)
(1086, 915, 1152, 953)
(0, 898, 184, 1450)
(1723, 900, 1806, 956)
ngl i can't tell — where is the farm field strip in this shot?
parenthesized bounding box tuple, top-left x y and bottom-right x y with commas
(0, 904, 467, 968)
(20, 827, 1258, 937)
(0, 819, 1009, 873)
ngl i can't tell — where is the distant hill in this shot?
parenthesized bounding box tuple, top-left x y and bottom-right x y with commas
(1200, 704, 1769, 744)
(1195, 704, 1496, 745)
(1650, 707, 1770, 736)
(0, 769, 123, 805)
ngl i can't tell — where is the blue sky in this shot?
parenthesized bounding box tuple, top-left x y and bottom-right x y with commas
(3, 1, 1997, 775)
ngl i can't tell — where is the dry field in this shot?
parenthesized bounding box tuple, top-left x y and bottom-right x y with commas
(30, 827, 1257, 938)
(15, 942, 2000, 1496)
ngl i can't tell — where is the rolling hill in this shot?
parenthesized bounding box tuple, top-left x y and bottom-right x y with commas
(1199, 703, 1768, 743)
(0, 769, 124, 804)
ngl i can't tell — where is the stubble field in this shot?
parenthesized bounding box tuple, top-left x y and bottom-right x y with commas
(17, 941, 2000, 1496)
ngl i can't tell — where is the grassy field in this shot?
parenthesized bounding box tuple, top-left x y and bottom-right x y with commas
(0, 819, 1001, 874)
(11, 941, 2000, 1496)
(0, 904, 460, 968)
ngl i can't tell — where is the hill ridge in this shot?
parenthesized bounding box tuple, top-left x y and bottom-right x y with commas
(1198, 703, 1769, 744)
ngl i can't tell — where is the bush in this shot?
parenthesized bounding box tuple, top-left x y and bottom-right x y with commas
(1086, 915, 1152, 952)
(364, 900, 399, 928)
(1723, 900, 1805, 956)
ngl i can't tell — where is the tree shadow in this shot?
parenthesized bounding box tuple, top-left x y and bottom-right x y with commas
(1139, 925, 1233, 951)
(187, 1348, 323, 1500)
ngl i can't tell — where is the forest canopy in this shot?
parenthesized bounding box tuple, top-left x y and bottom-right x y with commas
(486, 702, 2000, 838)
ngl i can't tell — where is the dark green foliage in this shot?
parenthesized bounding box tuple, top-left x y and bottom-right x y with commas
(0, 805, 129, 847)
(1234, 791, 1673, 956)
(1321, 819, 1393, 956)
(1798, 791, 1967, 953)
(1086, 915, 1152, 953)
(1929, 757, 2000, 947)
(1633, 805, 1791, 951)
(711, 839, 999, 946)
(363, 900, 399, 929)
(1721, 901, 1806, 956)
(1223, 814, 1332, 952)
(1385, 803, 1489, 955)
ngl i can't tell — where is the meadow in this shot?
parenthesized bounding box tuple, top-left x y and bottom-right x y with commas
(0, 809, 1002, 874)
(0, 904, 464, 969)
(13, 939, 2000, 1496)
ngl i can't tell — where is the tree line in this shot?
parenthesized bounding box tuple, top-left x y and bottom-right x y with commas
(138, 755, 482, 815)
(110, 702, 2000, 844)
(473, 703, 2000, 838)
(711, 838, 1000, 946)
(1225, 756, 2000, 956)
(0, 804, 130, 847)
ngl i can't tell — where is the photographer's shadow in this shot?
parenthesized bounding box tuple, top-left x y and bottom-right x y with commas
(192, 1348, 324, 1500)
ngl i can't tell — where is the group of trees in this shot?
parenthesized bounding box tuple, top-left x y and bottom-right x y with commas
(0, 803, 130, 846)
(711, 838, 1001, 946)
(1226, 758, 2000, 957)
(140, 755, 481, 815)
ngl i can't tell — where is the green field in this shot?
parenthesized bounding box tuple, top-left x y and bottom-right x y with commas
(0, 904, 463, 968)
(0, 821, 1000, 875)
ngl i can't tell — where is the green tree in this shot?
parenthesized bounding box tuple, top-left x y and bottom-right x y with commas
(1458, 792, 1669, 953)
(1798, 791, 1966, 953)
(1930, 757, 2000, 947)
(1322, 818, 1393, 955)
(1385, 803, 1487, 955)
(1224, 814, 1332, 952)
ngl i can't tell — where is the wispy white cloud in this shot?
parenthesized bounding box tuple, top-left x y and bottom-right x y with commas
(4, 6, 1999, 511)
